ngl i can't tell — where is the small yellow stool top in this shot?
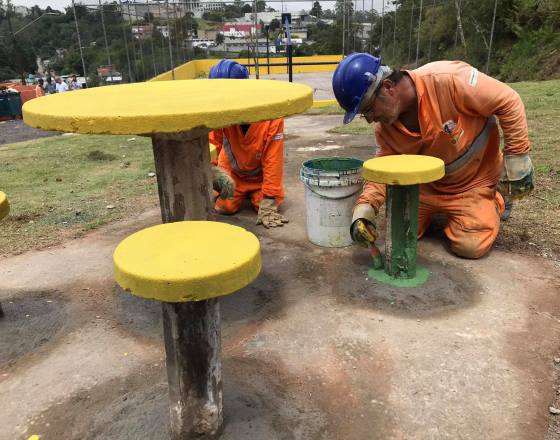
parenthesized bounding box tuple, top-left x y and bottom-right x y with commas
(23, 80, 313, 135)
(0, 192, 9, 221)
(362, 155, 445, 185)
(113, 221, 261, 302)
(209, 143, 218, 162)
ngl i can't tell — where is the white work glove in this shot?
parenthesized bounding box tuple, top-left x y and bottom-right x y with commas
(256, 198, 288, 228)
(211, 166, 234, 200)
(498, 154, 534, 200)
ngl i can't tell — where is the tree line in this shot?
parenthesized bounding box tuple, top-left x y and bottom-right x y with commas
(0, 0, 558, 83)
(306, 0, 560, 81)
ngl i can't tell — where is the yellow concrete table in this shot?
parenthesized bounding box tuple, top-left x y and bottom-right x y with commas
(23, 79, 312, 439)
(0, 191, 9, 318)
(362, 155, 444, 287)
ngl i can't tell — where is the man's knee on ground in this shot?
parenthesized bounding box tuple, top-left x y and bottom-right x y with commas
(449, 233, 493, 259)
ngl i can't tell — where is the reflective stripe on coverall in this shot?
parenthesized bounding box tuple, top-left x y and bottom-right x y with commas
(209, 118, 285, 214)
(357, 61, 531, 258)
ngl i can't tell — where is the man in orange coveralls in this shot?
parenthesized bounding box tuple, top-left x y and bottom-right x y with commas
(332, 54, 534, 258)
(208, 59, 288, 228)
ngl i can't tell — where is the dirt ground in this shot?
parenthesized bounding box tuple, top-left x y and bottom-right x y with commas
(1, 115, 560, 440)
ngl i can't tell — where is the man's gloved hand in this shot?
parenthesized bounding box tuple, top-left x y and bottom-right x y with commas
(256, 197, 289, 228)
(211, 165, 234, 200)
(350, 203, 379, 247)
(498, 154, 534, 200)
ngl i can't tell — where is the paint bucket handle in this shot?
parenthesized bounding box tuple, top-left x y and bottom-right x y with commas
(303, 182, 361, 200)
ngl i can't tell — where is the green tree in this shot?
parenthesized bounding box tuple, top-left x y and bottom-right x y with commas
(269, 18, 281, 31)
(310, 1, 322, 18)
(294, 42, 314, 56)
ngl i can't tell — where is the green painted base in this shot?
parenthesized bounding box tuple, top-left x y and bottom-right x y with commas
(367, 265, 430, 288)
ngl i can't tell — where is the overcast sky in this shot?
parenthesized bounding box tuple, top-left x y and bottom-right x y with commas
(12, 0, 387, 14)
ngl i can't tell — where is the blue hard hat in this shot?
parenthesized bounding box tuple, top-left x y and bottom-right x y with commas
(332, 53, 382, 124)
(208, 59, 249, 79)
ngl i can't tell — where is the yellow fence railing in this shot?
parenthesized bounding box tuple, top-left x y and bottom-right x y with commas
(150, 55, 342, 108)
(151, 54, 342, 80)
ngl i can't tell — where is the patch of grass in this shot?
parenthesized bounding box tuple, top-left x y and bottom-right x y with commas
(497, 79, 560, 258)
(328, 117, 373, 135)
(86, 150, 117, 161)
(325, 78, 560, 259)
(305, 105, 344, 115)
(195, 18, 216, 31)
(0, 134, 159, 256)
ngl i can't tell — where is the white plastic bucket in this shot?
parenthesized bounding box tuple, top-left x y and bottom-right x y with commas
(300, 157, 363, 247)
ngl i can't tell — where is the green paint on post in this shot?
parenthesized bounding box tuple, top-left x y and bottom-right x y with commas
(385, 184, 419, 279)
(368, 265, 430, 287)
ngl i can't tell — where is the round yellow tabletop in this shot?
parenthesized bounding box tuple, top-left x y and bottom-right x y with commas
(113, 221, 261, 302)
(23, 80, 313, 135)
(0, 192, 9, 221)
(362, 155, 445, 185)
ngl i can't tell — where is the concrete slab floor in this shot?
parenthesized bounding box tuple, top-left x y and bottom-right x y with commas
(1, 115, 560, 440)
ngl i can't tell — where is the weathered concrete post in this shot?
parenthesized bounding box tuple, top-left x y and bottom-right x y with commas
(152, 130, 223, 437)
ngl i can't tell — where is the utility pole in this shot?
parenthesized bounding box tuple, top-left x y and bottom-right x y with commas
(135, 2, 146, 79)
(146, 0, 158, 76)
(486, 0, 498, 73)
(165, 0, 175, 79)
(99, 0, 114, 84)
(415, 0, 423, 67)
(380, 0, 385, 53)
(118, 0, 133, 82)
(393, 1, 397, 60)
(253, 0, 260, 78)
(126, 1, 140, 81)
(407, 0, 415, 65)
(265, 24, 270, 74)
(342, 0, 346, 56)
(158, 1, 168, 72)
(454, 0, 466, 53)
(427, 0, 435, 61)
(71, 0, 88, 87)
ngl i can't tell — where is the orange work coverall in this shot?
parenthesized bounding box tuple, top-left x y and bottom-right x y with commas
(209, 118, 285, 214)
(357, 61, 531, 258)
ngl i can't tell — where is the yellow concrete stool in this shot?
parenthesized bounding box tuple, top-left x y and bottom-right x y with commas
(114, 221, 261, 302)
(114, 221, 261, 436)
(0, 191, 9, 317)
(362, 155, 444, 287)
(23, 78, 312, 439)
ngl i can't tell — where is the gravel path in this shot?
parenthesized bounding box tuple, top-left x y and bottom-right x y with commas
(0, 119, 60, 145)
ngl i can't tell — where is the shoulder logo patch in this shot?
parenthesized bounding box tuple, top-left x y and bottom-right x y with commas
(273, 133, 284, 140)
(468, 68, 479, 87)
